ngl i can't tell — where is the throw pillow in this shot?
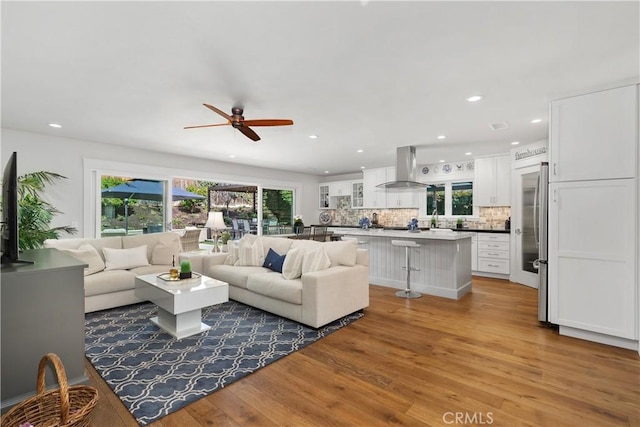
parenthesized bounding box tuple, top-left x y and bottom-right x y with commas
(301, 246, 331, 274)
(225, 241, 240, 265)
(235, 239, 264, 267)
(151, 242, 179, 265)
(103, 245, 150, 270)
(262, 248, 286, 273)
(282, 248, 304, 280)
(60, 244, 105, 276)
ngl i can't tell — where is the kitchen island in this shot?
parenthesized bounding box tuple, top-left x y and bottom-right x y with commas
(332, 228, 473, 299)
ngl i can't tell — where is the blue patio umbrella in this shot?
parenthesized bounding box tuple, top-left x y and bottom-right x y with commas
(102, 179, 205, 232)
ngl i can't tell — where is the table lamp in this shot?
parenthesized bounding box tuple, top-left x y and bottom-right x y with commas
(205, 211, 226, 253)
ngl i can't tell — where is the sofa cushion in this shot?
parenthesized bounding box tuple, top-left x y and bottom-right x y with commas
(259, 236, 294, 256)
(103, 245, 150, 270)
(302, 246, 331, 274)
(122, 232, 183, 260)
(84, 269, 138, 297)
(209, 265, 271, 289)
(246, 273, 303, 305)
(235, 238, 264, 266)
(323, 240, 358, 267)
(44, 237, 123, 262)
(60, 244, 106, 276)
(282, 247, 305, 280)
(151, 241, 181, 265)
(263, 248, 286, 273)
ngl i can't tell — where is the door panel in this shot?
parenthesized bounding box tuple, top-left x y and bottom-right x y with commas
(511, 165, 539, 288)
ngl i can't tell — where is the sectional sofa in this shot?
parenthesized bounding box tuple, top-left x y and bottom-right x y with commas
(194, 234, 370, 328)
(44, 232, 182, 312)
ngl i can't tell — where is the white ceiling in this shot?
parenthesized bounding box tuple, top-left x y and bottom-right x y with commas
(2, 1, 638, 176)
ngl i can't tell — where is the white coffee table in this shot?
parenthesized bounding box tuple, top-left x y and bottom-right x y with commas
(134, 273, 229, 339)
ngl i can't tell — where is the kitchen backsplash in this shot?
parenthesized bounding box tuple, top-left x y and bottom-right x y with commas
(322, 196, 511, 230)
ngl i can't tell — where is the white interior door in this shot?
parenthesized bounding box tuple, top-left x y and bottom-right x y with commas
(511, 164, 539, 288)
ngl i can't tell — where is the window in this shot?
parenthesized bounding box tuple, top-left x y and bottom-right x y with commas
(425, 181, 474, 217)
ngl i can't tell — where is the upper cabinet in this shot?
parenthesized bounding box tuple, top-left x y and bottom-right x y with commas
(474, 155, 511, 206)
(385, 167, 419, 208)
(329, 181, 351, 197)
(351, 181, 364, 209)
(362, 168, 388, 208)
(550, 84, 638, 182)
(319, 184, 330, 209)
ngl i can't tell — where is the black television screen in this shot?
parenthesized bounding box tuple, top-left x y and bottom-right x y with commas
(1, 152, 33, 266)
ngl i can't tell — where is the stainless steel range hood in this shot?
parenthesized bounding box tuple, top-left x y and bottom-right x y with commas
(376, 146, 427, 189)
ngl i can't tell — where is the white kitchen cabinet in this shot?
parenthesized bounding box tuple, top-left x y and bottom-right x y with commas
(329, 180, 351, 197)
(475, 232, 510, 276)
(351, 181, 364, 208)
(362, 167, 387, 208)
(548, 179, 637, 339)
(550, 85, 637, 183)
(319, 184, 330, 209)
(474, 155, 511, 206)
(384, 166, 419, 208)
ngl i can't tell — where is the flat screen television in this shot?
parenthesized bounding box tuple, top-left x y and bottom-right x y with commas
(1, 152, 34, 266)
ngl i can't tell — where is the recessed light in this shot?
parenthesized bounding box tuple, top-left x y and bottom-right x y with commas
(360, 166, 365, 169)
(437, 135, 446, 140)
(465, 152, 472, 156)
(531, 118, 542, 124)
(439, 160, 445, 163)
(48, 123, 62, 128)
(228, 155, 236, 158)
(466, 95, 483, 102)
(511, 141, 520, 145)
(324, 170, 329, 174)
(357, 149, 363, 153)
(309, 135, 319, 139)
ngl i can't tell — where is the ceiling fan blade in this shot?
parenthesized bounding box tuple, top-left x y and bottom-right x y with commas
(183, 122, 230, 129)
(242, 119, 294, 127)
(203, 103, 233, 121)
(237, 125, 261, 142)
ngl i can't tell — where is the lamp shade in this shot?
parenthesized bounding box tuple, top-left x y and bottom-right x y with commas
(205, 211, 226, 230)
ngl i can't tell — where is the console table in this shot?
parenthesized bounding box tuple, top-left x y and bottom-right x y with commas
(1, 248, 88, 413)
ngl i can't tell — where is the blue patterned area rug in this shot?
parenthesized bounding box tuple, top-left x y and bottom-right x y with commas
(85, 301, 363, 425)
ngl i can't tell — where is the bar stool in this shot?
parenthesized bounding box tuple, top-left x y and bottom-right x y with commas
(391, 240, 422, 299)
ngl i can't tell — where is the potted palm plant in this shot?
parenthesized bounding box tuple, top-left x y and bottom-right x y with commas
(16, 171, 77, 250)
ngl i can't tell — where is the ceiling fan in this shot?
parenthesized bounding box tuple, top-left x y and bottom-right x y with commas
(184, 103, 294, 142)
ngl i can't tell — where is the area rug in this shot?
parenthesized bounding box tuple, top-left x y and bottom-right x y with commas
(85, 301, 363, 425)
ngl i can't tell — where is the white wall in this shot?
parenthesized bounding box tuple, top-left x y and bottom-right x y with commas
(1, 128, 321, 237)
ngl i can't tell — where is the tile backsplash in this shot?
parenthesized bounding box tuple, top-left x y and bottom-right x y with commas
(321, 196, 510, 230)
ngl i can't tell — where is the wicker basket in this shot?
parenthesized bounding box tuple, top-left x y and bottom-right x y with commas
(1, 353, 98, 427)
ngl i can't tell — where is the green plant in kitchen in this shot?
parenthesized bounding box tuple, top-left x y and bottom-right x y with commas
(179, 260, 192, 279)
(456, 217, 464, 229)
(16, 171, 78, 250)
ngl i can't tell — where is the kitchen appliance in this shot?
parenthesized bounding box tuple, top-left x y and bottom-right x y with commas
(534, 162, 549, 323)
(375, 146, 427, 189)
(371, 213, 378, 225)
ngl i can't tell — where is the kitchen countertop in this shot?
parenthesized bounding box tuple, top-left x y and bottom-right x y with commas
(331, 228, 474, 240)
(325, 225, 510, 234)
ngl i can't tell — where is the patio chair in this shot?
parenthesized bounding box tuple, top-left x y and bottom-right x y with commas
(242, 219, 255, 235)
(231, 219, 242, 239)
(180, 228, 202, 252)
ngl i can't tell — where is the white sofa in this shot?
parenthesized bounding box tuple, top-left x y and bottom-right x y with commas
(44, 232, 183, 313)
(194, 235, 370, 328)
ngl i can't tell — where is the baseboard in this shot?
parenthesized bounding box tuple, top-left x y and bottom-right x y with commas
(559, 326, 639, 351)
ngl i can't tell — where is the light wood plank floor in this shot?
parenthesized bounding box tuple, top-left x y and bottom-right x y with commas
(86, 277, 640, 426)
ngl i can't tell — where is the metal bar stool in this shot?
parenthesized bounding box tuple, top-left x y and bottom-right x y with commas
(391, 239, 422, 299)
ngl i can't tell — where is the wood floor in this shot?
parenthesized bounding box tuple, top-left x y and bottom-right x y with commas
(86, 277, 640, 426)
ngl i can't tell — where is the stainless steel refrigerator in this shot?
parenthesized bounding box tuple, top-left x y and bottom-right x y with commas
(535, 162, 550, 323)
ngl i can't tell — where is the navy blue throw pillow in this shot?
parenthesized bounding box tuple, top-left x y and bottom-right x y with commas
(263, 248, 286, 273)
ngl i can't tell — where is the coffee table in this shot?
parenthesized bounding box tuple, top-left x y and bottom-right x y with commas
(134, 273, 229, 339)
